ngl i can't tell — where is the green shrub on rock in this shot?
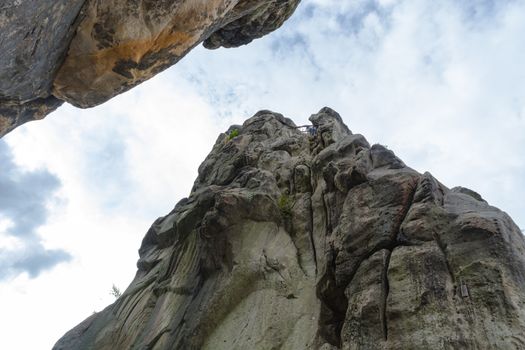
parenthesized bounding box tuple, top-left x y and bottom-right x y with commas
(278, 194, 293, 217)
(228, 129, 239, 140)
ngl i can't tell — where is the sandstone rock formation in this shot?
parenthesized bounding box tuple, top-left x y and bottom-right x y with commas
(54, 108, 525, 349)
(0, 0, 300, 137)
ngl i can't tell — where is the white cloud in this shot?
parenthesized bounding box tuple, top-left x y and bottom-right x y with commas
(0, 139, 70, 281)
(1, 73, 232, 349)
(173, 0, 525, 225)
(1, 0, 525, 348)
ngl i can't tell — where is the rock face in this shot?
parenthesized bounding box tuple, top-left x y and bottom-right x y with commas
(0, 0, 86, 136)
(0, 1, 85, 101)
(54, 108, 525, 349)
(0, 0, 300, 137)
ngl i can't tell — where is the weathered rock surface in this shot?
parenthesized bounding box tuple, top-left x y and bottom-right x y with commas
(54, 108, 525, 349)
(0, 0, 85, 136)
(0, 96, 64, 136)
(0, 0, 300, 137)
(0, 1, 86, 101)
(52, 0, 300, 108)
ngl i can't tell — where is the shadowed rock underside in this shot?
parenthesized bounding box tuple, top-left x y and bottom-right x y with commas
(0, 0, 300, 137)
(54, 108, 525, 350)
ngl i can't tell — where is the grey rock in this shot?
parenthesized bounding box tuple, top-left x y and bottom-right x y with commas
(0, 96, 63, 137)
(52, 0, 302, 108)
(0, 0, 301, 137)
(0, 0, 85, 136)
(203, 0, 301, 49)
(54, 108, 525, 349)
(0, 0, 86, 101)
(451, 186, 487, 203)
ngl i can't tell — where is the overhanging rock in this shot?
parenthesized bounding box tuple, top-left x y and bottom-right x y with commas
(0, 0, 301, 137)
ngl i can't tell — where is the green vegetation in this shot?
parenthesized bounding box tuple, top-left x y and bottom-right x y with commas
(228, 129, 239, 140)
(278, 194, 293, 217)
(110, 284, 122, 299)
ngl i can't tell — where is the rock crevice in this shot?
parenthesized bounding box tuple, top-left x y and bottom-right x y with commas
(54, 109, 525, 350)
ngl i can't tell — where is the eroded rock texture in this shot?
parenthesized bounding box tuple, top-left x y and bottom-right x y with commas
(54, 109, 525, 350)
(0, 0, 85, 136)
(52, 0, 300, 108)
(0, 0, 300, 137)
(0, 1, 85, 101)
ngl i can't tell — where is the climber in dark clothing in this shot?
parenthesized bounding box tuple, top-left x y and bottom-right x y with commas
(307, 125, 317, 136)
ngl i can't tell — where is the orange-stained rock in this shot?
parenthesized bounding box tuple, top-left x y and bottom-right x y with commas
(0, 0, 300, 137)
(52, 0, 300, 108)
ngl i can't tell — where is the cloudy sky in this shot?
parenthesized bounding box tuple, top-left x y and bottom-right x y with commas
(1, 0, 524, 348)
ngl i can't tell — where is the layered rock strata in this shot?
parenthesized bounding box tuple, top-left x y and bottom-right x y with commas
(54, 109, 525, 349)
(0, 0, 300, 137)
